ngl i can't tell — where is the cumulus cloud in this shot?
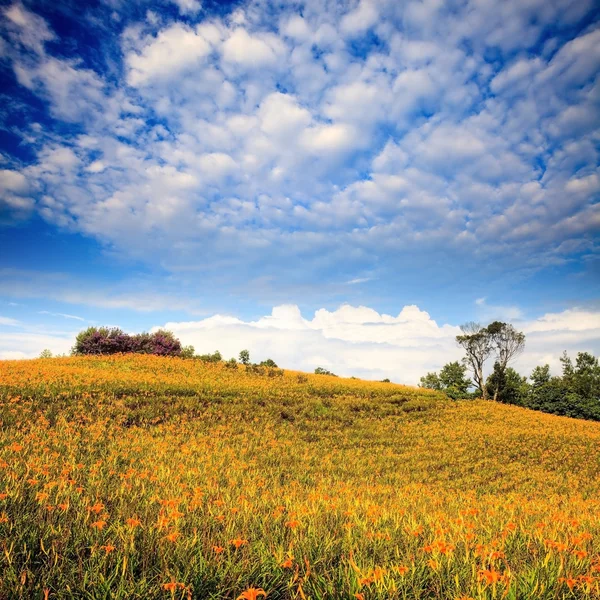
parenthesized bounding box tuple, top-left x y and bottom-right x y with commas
(0, 0, 598, 295)
(155, 304, 600, 384)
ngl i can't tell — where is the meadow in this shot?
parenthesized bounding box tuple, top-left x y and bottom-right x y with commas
(0, 355, 599, 599)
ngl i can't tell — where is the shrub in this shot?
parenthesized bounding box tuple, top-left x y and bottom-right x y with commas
(315, 367, 337, 377)
(260, 358, 278, 368)
(73, 327, 132, 355)
(72, 327, 183, 357)
(197, 350, 222, 363)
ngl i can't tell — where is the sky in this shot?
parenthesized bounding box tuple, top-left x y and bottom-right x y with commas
(0, 0, 599, 383)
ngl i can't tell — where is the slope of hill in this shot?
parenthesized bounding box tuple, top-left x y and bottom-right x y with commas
(0, 355, 599, 599)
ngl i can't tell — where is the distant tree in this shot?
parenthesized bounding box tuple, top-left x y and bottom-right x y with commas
(486, 321, 526, 401)
(225, 357, 238, 369)
(486, 364, 528, 405)
(419, 371, 442, 391)
(148, 330, 182, 356)
(39, 349, 53, 359)
(381, 378, 391, 383)
(456, 322, 494, 399)
(72, 327, 183, 357)
(197, 350, 222, 363)
(72, 327, 131, 355)
(420, 361, 471, 399)
(239, 349, 250, 365)
(180, 345, 195, 359)
(259, 358, 278, 368)
(315, 367, 337, 376)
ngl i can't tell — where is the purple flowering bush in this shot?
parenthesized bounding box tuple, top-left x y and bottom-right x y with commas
(72, 327, 183, 357)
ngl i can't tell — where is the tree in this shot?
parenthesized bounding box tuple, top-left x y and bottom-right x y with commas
(419, 372, 442, 391)
(315, 367, 337, 376)
(239, 349, 250, 365)
(180, 345, 195, 359)
(39, 349, 53, 358)
(486, 364, 528, 405)
(420, 361, 471, 399)
(485, 321, 526, 401)
(456, 322, 493, 399)
(259, 358, 278, 367)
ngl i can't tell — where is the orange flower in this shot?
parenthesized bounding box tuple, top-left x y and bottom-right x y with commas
(354, 594, 365, 600)
(396, 565, 409, 576)
(281, 557, 294, 568)
(165, 532, 181, 543)
(285, 519, 300, 529)
(558, 577, 577, 590)
(90, 520, 107, 530)
(101, 544, 116, 554)
(89, 502, 105, 514)
(230, 538, 248, 549)
(479, 569, 503, 586)
(213, 545, 225, 554)
(572, 549, 587, 560)
(126, 518, 141, 528)
(162, 582, 185, 592)
(237, 588, 267, 600)
(0, 493, 8, 500)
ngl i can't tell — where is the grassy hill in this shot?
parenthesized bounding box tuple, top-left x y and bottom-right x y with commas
(0, 355, 599, 599)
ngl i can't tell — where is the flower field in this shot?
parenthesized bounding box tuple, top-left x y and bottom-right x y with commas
(0, 355, 599, 599)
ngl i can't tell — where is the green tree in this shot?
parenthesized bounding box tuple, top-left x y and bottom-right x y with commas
(239, 349, 250, 365)
(180, 345, 195, 359)
(456, 322, 493, 399)
(420, 362, 471, 399)
(39, 349, 53, 359)
(485, 322, 526, 401)
(486, 364, 528, 405)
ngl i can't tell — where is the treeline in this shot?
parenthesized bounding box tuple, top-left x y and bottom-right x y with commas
(420, 320, 600, 421)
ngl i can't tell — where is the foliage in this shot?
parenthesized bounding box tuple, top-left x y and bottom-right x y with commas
(259, 358, 278, 368)
(39, 349, 53, 358)
(524, 352, 600, 421)
(456, 321, 525, 400)
(486, 364, 528, 405)
(197, 350, 223, 363)
(456, 322, 494, 399)
(72, 327, 183, 357)
(0, 355, 599, 599)
(420, 361, 471, 399)
(239, 349, 250, 365)
(485, 322, 526, 401)
(314, 366, 337, 376)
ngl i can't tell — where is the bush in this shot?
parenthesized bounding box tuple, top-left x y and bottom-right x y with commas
(197, 350, 222, 363)
(260, 358, 278, 368)
(315, 367, 337, 377)
(72, 327, 183, 357)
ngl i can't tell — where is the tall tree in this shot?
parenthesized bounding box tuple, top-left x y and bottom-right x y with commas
(456, 322, 493, 399)
(485, 321, 526, 401)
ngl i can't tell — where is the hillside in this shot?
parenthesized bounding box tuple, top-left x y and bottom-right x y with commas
(0, 355, 599, 599)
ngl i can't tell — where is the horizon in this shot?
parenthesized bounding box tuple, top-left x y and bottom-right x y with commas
(1, 0, 599, 384)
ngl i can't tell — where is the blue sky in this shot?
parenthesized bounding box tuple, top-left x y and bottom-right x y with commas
(0, 0, 599, 381)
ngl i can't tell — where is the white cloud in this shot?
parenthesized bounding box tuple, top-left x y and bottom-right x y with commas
(340, 0, 379, 37)
(169, 0, 202, 15)
(126, 23, 213, 86)
(156, 304, 600, 384)
(221, 28, 284, 67)
(0, 316, 21, 326)
(2, 3, 55, 54)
